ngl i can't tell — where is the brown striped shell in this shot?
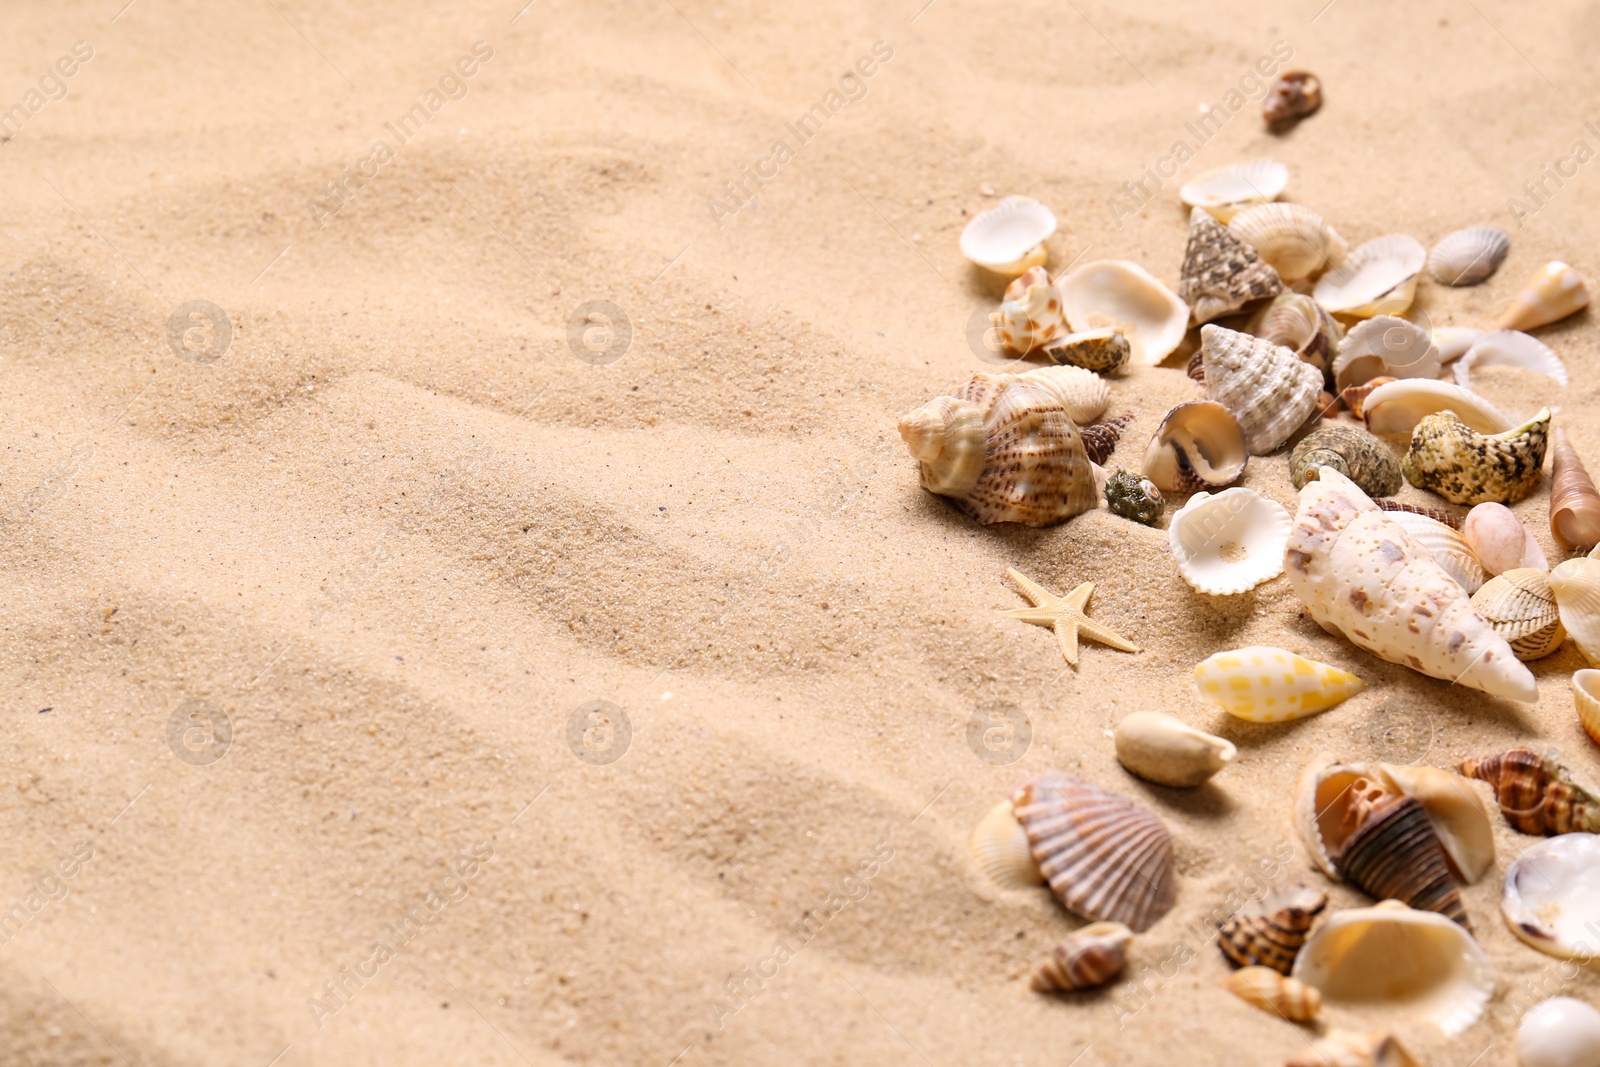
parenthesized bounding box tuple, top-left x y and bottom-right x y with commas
(1332, 780, 1468, 927)
(1222, 966, 1321, 1021)
(1218, 884, 1327, 974)
(1029, 921, 1132, 993)
(1079, 413, 1133, 466)
(1373, 498, 1462, 529)
(1458, 748, 1600, 835)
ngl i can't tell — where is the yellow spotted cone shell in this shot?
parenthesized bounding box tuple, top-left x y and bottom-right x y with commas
(1195, 646, 1365, 722)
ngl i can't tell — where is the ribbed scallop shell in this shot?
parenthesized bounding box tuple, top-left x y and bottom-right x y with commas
(1459, 747, 1600, 835)
(1223, 966, 1321, 1021)
(1030, 921, 1133, 993)
(1010, 772, 1177, 932)
(1379, 510, 1486, 594)
(960, 195, 1055, 276)
(1332, 316, 1441, 392)
(1227, 203, 1346, 283)
(1454, 330, 1568, 389)
(1503, 835, 1600, 961)
(1402, 408, 1551, 506)
(1361, 378, 1515, 437)
(1427, 226, 1509, 286)
(969, 799, 1045, 890)
(1141, 401, 1248, 493)
(1550, 557, 1600, 665)
(1551, 428, 1600, 554)
(1194, 645, 1363, 721)
(1337, 787, 1469, 925)
(1179, 207, 1283, 323)
(1179, 159, 1288, 219)
(1169, 490, 1291, 596)
(1200, 324, 1323, 455)
(1574, 669, 1600, 749)
(1247, 292, 1344, 378)
(1314, 235, 1427, 318)
(1044, 327, 1131, 375)
(1058, 260, 1190, 365)
(1498, 260, 1591, 331)
(1290, 426, 1401, 496)
(1218, 884, 1327, 974)
(1471, 568, 1566, 660)
(991, 266, 1067, 353)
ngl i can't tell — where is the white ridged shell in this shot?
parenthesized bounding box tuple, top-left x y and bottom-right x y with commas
(1361, 378, 1515, 436)
(1551, 557, 1600, 667)
(1314, 235, 1427, 317)
(1228, 202, 1347, 283)
(1179, 159, 1289, 217)
(1332, 316, 1441, 392)
(1380, 511, 1486, 594)
(1502, 835, 1600, 960)
(960, 196, 1056, 276)
(969, 800, 1045, 889)
(1200, 324, 1324, 455)
(1169, 488, 1291, 595)
(1057, 260, 1189, 365)
(1454, 330, 1568, 389)
(1427, 226, 1509, 286)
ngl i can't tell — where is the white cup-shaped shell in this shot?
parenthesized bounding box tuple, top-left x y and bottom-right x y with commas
(1502, 834, 1600, 961)
(1454, 330, 1568, 389)
(1434, 326, 1485, 365)
(1551, 558, 1600, 666)
(1428, 226, 1510, 287)
(1179, 159, 1288, 217)
(1314, 235, 1427, 318)
(1113, 711, 1236, 787)
(1228, 202, 1346, 283)
(1518, 997, 1600, 1067)
(960, 196, 1056, 276)
(1169, 488, 1291, 595)
(1332, 316, 1441, 392)
(1058, 260, 1189, 366)
(1360, 378, 1516, 436)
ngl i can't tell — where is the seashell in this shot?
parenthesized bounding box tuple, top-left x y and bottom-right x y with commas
(969, 799, 1044, 890)
(1179, 159, 1289, 221)
(1043, 327, 1131, 375)
(1459, 747, 1600, 835)
(1284, 467, 1537, 701)
(1113, 711, 1235, 787)
(959, 195, 1054, 277)
(1552, 428, 1600, 554)
(1287, 1030, 1422, 1067)
(991, 266, 1067, 353)
(1498, 260, 1591, 331)
(897, 370, 1099, 526)
(1262, 70, 1322, 125)
(1103, 469, 1162, 526)
(1291, 901, 1493, 1036)
(1218, 884, 1328, 974)
(1331, 316, 1441, 392)
(1454, 330, 1568, 389)
(1228, 203, 1347, 284)
(1169, 489, 1291, 595)
(1518, 996, 1600, 1067)
(1290, 426, 1402, 497)
(1427, 226, 1510, 286)
(1402, 408, 1552, 506)
(1223, 966, 1321, 1021)
(1434, 326, 1484, 365)
(1464, 501, 1547, 577)
(1373, 498, 1462, 529)
(1333, 784, 1470, 924)
(1314, 235, 1428, 318)
(1379, 510, 1486, 594)
(1185, 349, 1206, 384)
(1200, 324, 1323, 455)
(1016, 365, 1109, 425)
(1361, 378, 1515, 437)
(1575, 669, 1600, 749)
(1030, 921, 1133, 993)
(1194, 645, 1363, 722)
(1503, 837, 1600, 963)
(1340, 376, 1395, 419)
(1010, 772, 1177, 932)
(1179, 207, 1283, 323)
(1078, 413, 1132, 466)
(1471, 568, 1566, 660)
(1057, 260, 1189, 365)
(1551, 557, 1600, 665)
(1142, 401, 1248, 493)
(1247, 291, 1345, 379)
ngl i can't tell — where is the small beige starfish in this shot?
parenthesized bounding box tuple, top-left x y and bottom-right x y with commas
(997, 568, 1140, 667)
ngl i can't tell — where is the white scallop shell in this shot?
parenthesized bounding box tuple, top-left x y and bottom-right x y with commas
(1427, 226, 1510, 286)
(960, 196, 1056, 276)
(1228, 202, 1347, 283)
(1380, 510, 1486, 594)
(1518, 997, 1600, 1067)
(1501, 834, 1600, 960)
(1551, 557, 1600, 667)
(1454, 330, 1569, 389)
(1057, 260, 1189, 366)
(1314, 235, 1428, 318)
(1331, 316, 1442, 392)
(1179, 159, 1289, 218)
(1169, 487, 1291, 595)
(1360, 378, 1515, 436)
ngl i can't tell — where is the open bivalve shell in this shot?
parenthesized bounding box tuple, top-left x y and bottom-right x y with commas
(1200, 324, 1323, 455)
(1228, 202, 1347, 284)
(1471, 568, 1566, 660)
(1361, 378, 1515, 437)
(1314, 235, 1427, 318)
(1194, 646, 1362, 722)
(1502, 834, 1600, 961)
(1331, 316, 1441, 392)
(1454, 330, 1568, 390)
(960, 196, 1055, 277)
(1169, 488, 1290, 595)
(1290, 901, 1494, 1037)
(1058, 260, 1189, 365)
(1427, 226, 1510, 287)
(1142, 401, 1248, 493)
(1179, 159, 1288, 221)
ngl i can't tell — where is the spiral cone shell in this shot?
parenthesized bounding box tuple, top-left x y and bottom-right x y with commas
(1223, 966, 1321, 1021)
(1333, 786, 1469, 926)
(1179, 207, 1283, 323)
(1029, 921, 1132, 993)
(1458, 747, 1600, 835)
(1200, 324, 1323, 455)
(1218, 884, 1327, 974)
(1290, 426, 1401, 496)
(1551, 428, 1600, 554)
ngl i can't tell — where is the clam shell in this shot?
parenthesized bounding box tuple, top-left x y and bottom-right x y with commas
(1246, 291, 1344, 378)
(1228, 202, 1347, 283)
(991, 266, 1067, 353)
(1314, 235, 1427, 318)
(960, 196, 1055, 276)
(1551, 557, 1600, 665)
(1178, 159, 1288, 220)
(1057, 260, 1189, 365)
(1194, 645, 1363, 722)
(1043, 327, 1131, 375)
(1502, 835, 1600, 961)
(1218, 884, 1328, 974)
(1576, 669, 1600, 749)
(1179, 207, 1283, 323)
(1030, 921, 1133, 993)
(1498, 260, 1591, 331)
(1361, 378, 1516, 436)
(1402, 408, 1552, 506)
(1454, 330, 1568, 389)
(969, 799, 1044, 889)
(1331, 316, 1441, 392)
(1223, 966, 1321, 1021)
(1471, 568, 1566, 660)
(1463, 501, 1546, 577)
(1551, 428, 1600, 554)
(1262, 70, 1322, 125)
(1113, 711, 1235, 787)
(1141, 401, 1248, 493)
(1459, 747, 1600, 835)
(1103, 468, 1162, 526)
(1518, 997, 1600, 1067)
(1016, 365, 1109, 425)
(1169, 489, 1291, 596)
(1287, 1030, 1422, 1067)
(1010, 772, 1177, 932)
(1291, 901, 1493, 1037)
(1427, 226, 1510, 286)
(1290, 426, 1402, 497)
(1200, 324, 1324, 455)
(1379, 510, 1486, 595)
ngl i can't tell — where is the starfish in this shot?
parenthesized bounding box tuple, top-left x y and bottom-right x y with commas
(997, 568, 1140, 667)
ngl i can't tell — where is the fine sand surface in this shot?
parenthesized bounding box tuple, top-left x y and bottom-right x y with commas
(3, 0, 1599, 1063)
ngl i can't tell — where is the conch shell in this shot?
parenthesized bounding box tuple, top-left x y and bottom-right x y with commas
(1284, 467, 1538, 702)
(1218, 883, 1327, 974)
(1551, 428, 1600, 554)
(1223, 966, 1320, 1021)
(1497, 260, 1591, 331)
(1458, 747, 1600, 835)
(1179, 207, 1283, 323)
(1113, 711, 1234, 787)
(1290, 426, 1401, 497)
(991, 266, 1067, 353)
(1402, 408, 1551, 506)
(1029, 921, 1132, 993)
(1200, 324, 1323, 455)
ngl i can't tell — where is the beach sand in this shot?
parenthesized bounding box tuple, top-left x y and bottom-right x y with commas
(2, 0, 1598, 1063)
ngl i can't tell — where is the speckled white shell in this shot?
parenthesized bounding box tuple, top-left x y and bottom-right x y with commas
(1194, 646, 1364, 722)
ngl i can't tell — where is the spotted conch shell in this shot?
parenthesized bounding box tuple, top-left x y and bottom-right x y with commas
(991, 266, 1067, 354)
(1284, 466, 1538, 702)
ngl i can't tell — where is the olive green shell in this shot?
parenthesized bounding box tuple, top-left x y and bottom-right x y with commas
(1402, 409, 1551, 505)
(1104, 469, 1162, 526)
(1289, 425, 1402, 496)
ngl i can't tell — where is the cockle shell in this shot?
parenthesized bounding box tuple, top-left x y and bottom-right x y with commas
(1498, 260, 1591, 331)
(969, 799, 1045, 890)
(1141, 401, 1248, 493)
(1402, 408, 1552, 506)
(1228, 202, 1347, 284)
(1247, 291, 1344, 378)
(1223, 966, 1321, 1021)
(960, 195, 1054, 276)
(1010, 772, 1177, 932)
(1518, 997, 1600, 1067)
(1218, 884, 1328, 974)
(1551, 557, 1600, 665)
(1043, 327, 1131, 375)
(1079, 414, 1132, 466)
(991, 266, 1067, 353)
(1200, 324, 1323, 455)
(1361, 378, 1516, 437)
(1291, 901, 1493, 1036)
(1113, 711, 1235, 787)
(1284, 467, 1538, 701)
(1427, 226, 1510, 286)
(1287, 1030, 1422, 1067)
(1552, 428, 1600, 554)
(1459, 747, 1600, 835)
(1290, 427, 1401, 497)
(1471, 568, 1566, 660)
(1169, 489, 1291, 596)
(1194, 646, 1363, 722)
(1575, 670, 1600, 749)
(1103, 469, 1162, 526)
(1179, 207, 1283, 323)
(1503, 837, 1600, 962)
(1057, 260, 1189, 365)
(1464, 501, 1547, 577)
(1378, 510, 1486, 595)
(1331, 316, 1441, 392)
(1030, 922, 1133, 993)
(1179, 159, 1288, 221)
(1263, 70, 1322, 125)
(1454, 330, 1568, 389)
(1314, 235, 1427, 318)
(898, 370, 1099, 526)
